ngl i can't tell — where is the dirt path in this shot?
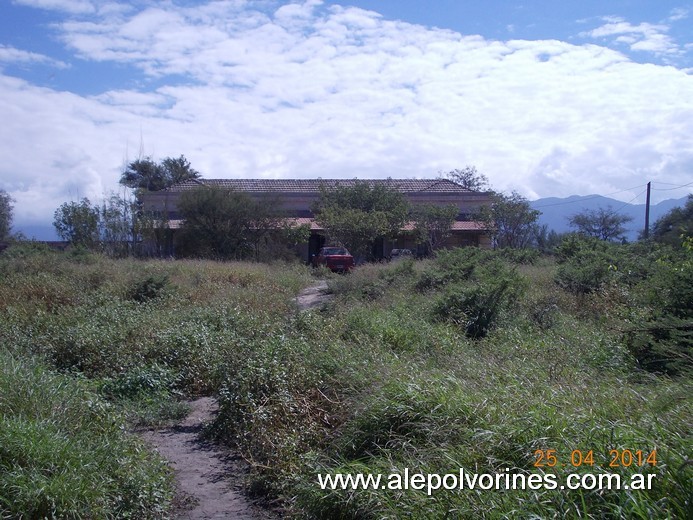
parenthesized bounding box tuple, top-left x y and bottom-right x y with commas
(139, 282, 331, 518)
(294, 280, 332, 311)
(140, 398, 276, 520)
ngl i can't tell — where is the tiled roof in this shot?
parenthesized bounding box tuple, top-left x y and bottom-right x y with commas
(166, 218, 485, 232)
(286, 217, 324, 231)
(166, 178, 477, 194)
(401, 221, 486, 231)
(450, 221, 486, 231)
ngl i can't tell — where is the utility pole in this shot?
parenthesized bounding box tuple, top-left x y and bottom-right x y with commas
(644, 181, 651, 239)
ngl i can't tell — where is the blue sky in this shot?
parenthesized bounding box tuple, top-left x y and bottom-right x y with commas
(0, 0, 692, 237)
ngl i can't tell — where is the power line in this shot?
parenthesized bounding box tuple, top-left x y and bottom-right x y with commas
(610, 188, 648, 216)
(651, 181, 693, 191)
(532, 184, 648, 208)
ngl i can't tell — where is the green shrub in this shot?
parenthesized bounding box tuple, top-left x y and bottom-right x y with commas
(431, 260, 525, 338)
(100, 363, 179, 399)
(0, 240, 53, 260)
(129, 274, 171, 302)
(624, 250, 693, 375)
(335, 376, 475, 459)
(497, 247, 539, 264)
(555, 248, 616, 294)
(416, 247, 491, 291)
(0, 351, 173, 518)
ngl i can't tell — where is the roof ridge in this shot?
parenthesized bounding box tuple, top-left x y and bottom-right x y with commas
(164, 178, 474, 193)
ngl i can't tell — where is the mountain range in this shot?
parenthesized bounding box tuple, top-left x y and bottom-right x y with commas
(530, 195, 688, 242)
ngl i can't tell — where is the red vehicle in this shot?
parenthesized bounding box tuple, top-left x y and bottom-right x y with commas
(312, 247, 354, 272)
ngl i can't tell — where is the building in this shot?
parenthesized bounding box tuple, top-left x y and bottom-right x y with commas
(141, 178, 492, 260)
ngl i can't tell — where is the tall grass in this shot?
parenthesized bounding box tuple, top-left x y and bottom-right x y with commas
(0, 350, 173, 518)
(1, 244, 690, 518)
(0, 246, 313, 517)
(213, 251, 691, 518)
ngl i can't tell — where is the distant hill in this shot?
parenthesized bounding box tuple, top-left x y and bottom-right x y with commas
(14, 224, 59, 241)
(530, 195, 689, 242)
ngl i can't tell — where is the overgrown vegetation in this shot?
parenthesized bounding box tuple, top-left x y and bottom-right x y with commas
(312, 180, 410, 259)
(0, 351, 173, 518)
(0, 246, 312, 517)
(0, 189, 13, 243)
(1, 234, 690, 518)
(214, 237, 690, 518)
(175, 185, 310, 261)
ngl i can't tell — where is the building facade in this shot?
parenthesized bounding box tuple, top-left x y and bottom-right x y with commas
(141, 178, 492, 260)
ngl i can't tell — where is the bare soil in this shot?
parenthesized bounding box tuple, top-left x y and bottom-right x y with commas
(140, 398, 278, 520)
(294, 280, 332, 311)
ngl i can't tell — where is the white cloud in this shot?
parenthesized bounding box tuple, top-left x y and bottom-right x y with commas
(1, 1, 692, 234)
(581, 18, 680, 56)
(13, 0, 96, 15)
(0, 45, 69, 68)
(668, 7, 689, 22)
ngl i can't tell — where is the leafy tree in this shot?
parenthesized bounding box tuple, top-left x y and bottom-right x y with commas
(53, 198, 100, 248)
(176, 186, 254, 259)
(120, 157, 166, 192)
(649, 195, 692, 248)
(120, 155, 200, 193)
(175, 186, 299, 261)
(0, 189, 14, 242)
(568, 207, 633, 242)
(442, 166, 490, 191)
(411, 203, 458, 254)
(313, 181, 409, 259)
(532, 225, 565, 254)
(161, 155, 200, 185)
(482, 191, 540, 249)
(100, 192, 136, 257)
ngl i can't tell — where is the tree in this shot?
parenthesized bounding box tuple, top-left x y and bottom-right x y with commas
(649, 195, 692, 248)
(100, 192, 137, 257)
(532, 224, 564, 253)
(53, 198, 100, 247)
(175, 186, 294, 260)
(411, 203, 459, 254)
(161, 155, 201, 185)
(120, 155, 200, 193)
(0, 189, 14, 242)
(120, 157, 166, 192)
(568, 207, 633, 242)
(442, 166, 490, 191)
(482, 191, 540, 249)
(313, 181, 409, 259)
(175, 186, 254, 259)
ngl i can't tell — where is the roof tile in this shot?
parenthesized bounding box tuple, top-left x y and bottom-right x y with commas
(167, 178, 479, 194)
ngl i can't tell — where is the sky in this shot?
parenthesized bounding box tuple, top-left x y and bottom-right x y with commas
(0, 0, 692, 238)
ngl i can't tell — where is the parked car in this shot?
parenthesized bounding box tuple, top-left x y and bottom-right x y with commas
(389, 248, 413, 261)
(312, 247, 355, 272)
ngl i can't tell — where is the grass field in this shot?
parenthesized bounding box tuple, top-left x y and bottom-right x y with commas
(0, 242, 690, 518)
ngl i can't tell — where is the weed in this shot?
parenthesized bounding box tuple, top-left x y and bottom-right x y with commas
(130, 274, 171, 302)
(1, 247, 689, 518)
(0, 351, 173, 518)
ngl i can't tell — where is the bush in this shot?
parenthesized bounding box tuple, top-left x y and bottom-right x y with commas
(0, 240, 53, 260)
(624, 246, 693, 375)
(129, 274, 171, 302)
(497, 247, 539, 264)
(416, 247, 491, 291)
(0, 351, 173, 518)
(431, 259, 525, 338)
(555, 247, 616, 293)
(101, 363, 179, 399)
